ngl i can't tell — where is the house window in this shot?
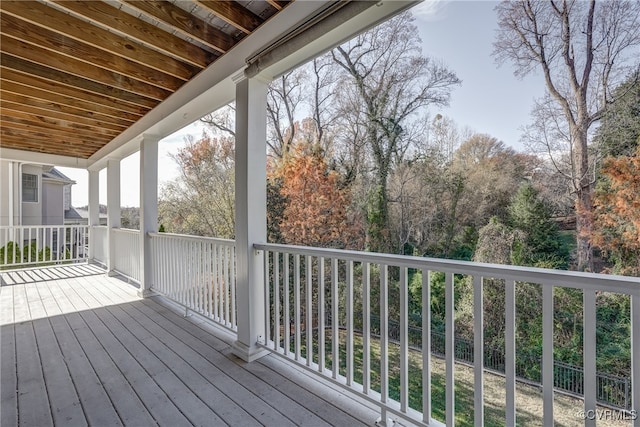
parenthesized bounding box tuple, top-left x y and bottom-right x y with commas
(22, 173, 38, 202)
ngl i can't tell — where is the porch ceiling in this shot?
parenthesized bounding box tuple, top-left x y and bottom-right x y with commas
(0, 0, 289, 160)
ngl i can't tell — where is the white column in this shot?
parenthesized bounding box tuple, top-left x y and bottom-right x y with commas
(88, 169, 99, 260)
(107, 158, 121, 274)
(138, 135, 159, 297)
(8, 162, 14, 227)
(231, 72, 270, 362)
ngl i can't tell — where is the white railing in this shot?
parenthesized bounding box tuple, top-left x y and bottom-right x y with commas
(112, 228, 140, 282)
(91, 225, 109, 266)
(0, 225, 89, 269)
(150, 233, 237, 331)
(255, 243, 640, 427)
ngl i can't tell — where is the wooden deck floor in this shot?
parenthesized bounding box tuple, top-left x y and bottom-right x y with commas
(0, 265, 382, 427)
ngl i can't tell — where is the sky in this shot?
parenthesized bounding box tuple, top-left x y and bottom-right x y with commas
(59, 1, 546, 208)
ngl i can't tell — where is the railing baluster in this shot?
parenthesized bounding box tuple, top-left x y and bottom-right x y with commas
(169, 238, 174, 296)
(422, 269, 431, 424)
(346, 260, 354, 386)
(331, 257, 339, 379)
(363, 262, 371, 395)
(274, 252, 280, 352)
(63, 225, 68, 260)
(506, 279, 516, 427)
(224, 246, 230, 325)
(399, 266, 408, 413)
(584, 289, 597, 427)
(264, 250, 270, 345)
(294, 254, 301, 361)
(231, 245, 236, 329)
(218, 243, 224, 320)
(543, 285, 554, 426)
(212, 244, 218, 320)
(632, 294, 640, 427)
(305, 255, 312, 366)
(206, 243, 212, 317)
(284, 253, 290, 356)
(473, 275, 484, 426)
(318, 256, 325, 373)
(197, 241, 203, 313)
(190, 240, 195, 310)
(445, 271, 455, 427)
(380, 264, 389, 422)
(181, 239, 187, 306)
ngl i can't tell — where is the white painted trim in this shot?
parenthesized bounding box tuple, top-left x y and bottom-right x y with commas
(8, 162, 14, 227)
(106, 159, 121, 273)
(88, 170, 99, 260)
(0, 147, 89, 168)
(232, 76, 269, 362)
(138, 135, 159, 294)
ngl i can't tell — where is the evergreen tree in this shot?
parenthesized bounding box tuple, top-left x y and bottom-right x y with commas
(509, 183, 568, 268)
(595, 71, 640, 158)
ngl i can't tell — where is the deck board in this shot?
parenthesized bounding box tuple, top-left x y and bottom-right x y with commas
(0, 323, 17, 427)
(31, 317, 86, 426)
(1, 265, 382, 427)
(14, 321, 53, 426)
(49, 313, 123, 426)
(68, 309, 169, 426)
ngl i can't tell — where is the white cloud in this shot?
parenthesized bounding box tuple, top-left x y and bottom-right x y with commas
(411, 0, 449, 22)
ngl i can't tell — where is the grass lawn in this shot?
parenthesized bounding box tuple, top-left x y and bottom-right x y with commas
(294, 330, 629, 426)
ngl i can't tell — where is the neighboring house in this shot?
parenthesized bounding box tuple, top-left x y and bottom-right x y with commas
(65, 207, 107, 226)
(0, 160, 76, 226)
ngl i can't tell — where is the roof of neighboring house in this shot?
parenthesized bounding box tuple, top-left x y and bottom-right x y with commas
(71, 208, 108, 220)
(42, 167, 76, 185)
(64, 207, 84, 221)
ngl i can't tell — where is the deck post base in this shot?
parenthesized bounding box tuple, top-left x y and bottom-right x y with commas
(231, 340, 269, 363)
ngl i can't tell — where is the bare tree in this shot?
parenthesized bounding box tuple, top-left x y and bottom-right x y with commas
(200, 104, 236, 137)
(332, 11, 461, 252)
(266, 69, 306, 159)
(494, 0, 640, 270)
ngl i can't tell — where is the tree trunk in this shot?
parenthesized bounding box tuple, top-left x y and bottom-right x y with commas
(366, 179, 390, 253)
(575, 188, 594, 271)
(573, 126, 594, 271)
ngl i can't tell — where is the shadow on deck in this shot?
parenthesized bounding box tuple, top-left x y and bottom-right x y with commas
(0, 267, 382, 427)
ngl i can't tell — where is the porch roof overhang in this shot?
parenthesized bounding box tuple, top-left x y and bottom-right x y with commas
(0, 0, 416, 171)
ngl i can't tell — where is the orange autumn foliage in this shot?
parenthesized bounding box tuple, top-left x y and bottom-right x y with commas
(273, 144, 362, 249)
(592, 147, 640, 274)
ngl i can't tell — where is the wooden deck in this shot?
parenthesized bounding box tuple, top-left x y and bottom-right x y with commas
(0, 265, 382, 427)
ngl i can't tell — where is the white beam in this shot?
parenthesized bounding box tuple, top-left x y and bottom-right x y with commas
(106, 159, 121, 274)
(0, 147, 89, 168)
(231, 73, 270, 362)
(138, 135, 159, 297)
(246, 1, 415, 80)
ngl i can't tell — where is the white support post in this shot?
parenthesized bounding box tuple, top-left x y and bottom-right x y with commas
(138, 135, 159, 297)
(231, 72, 270, 362)
(88, 170, 99, 260)
(8, 162, 14, 227)
(107, 158, 121, 275)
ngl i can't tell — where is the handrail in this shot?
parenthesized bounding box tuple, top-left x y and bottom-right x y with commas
(149, 232, 235, 245)
(255, 243, 640, 294)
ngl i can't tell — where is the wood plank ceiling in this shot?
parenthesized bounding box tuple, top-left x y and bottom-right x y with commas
(0, 0, 289, 159)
